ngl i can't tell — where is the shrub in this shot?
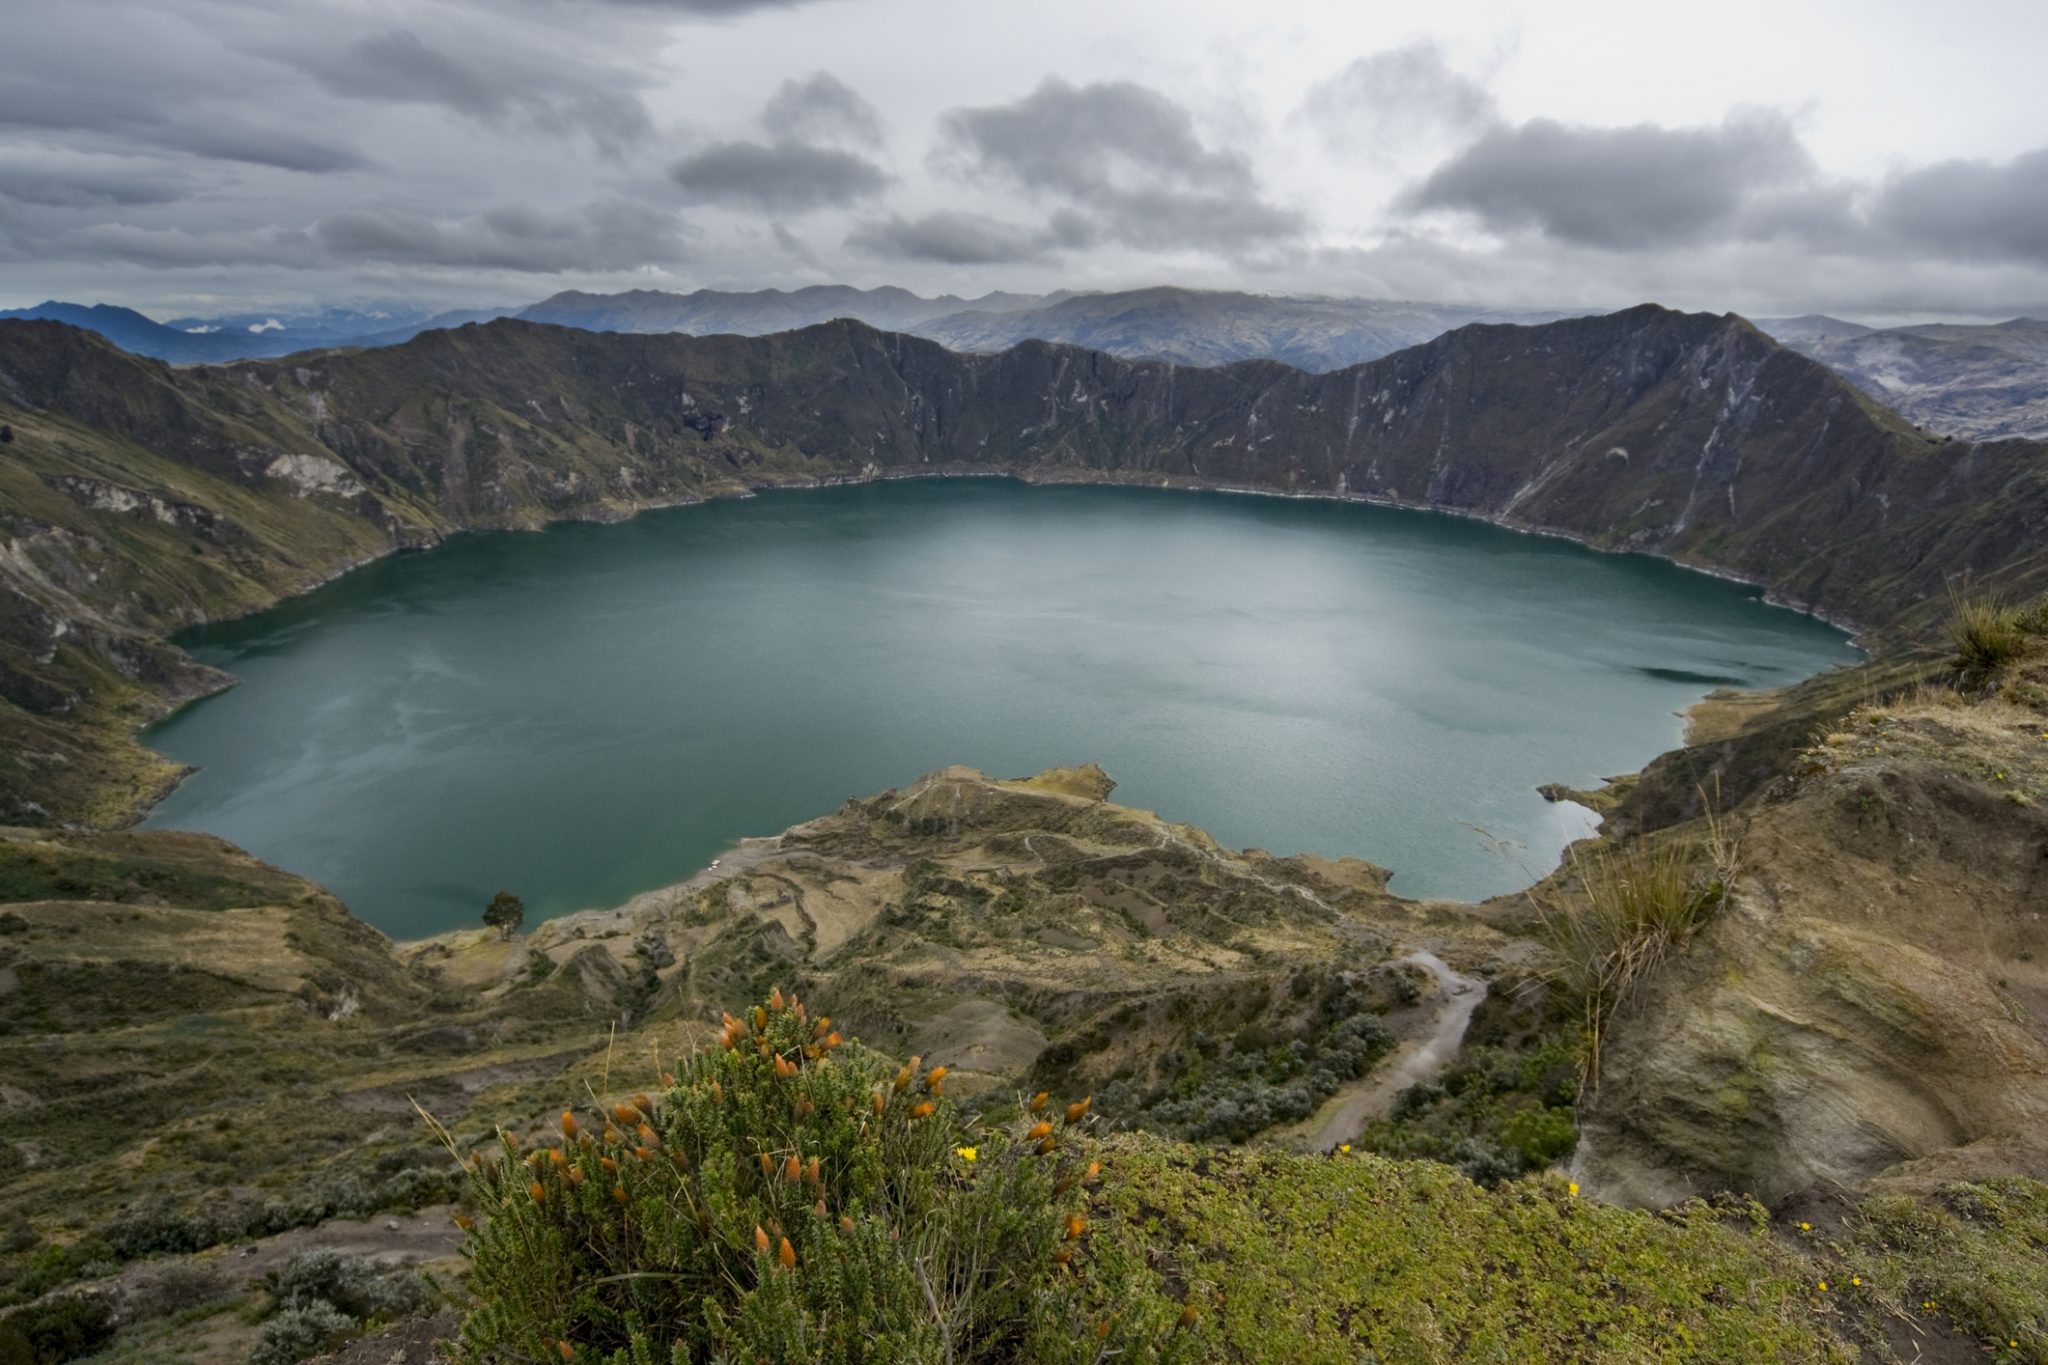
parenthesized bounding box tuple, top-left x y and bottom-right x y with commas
(264, 1250, 424, 1321)
(248, 1301, 357, 1365)
(124, 1260, 232, 1322)
(1120, 1010, 1397, 1144)
(2, 1293, 114, 1363)
(442, 989, 1179, 1363)
(245, 1251, 426, 1365)
(1358, 1036, 1581, 1182)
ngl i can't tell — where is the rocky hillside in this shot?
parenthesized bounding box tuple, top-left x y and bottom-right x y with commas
(1761, 315, 2048, 441)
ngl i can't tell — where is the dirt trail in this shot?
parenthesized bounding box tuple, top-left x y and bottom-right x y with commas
(1291, 951, 1487, 1152)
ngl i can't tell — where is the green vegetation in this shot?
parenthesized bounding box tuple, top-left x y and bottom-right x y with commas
(0, 1292, 114, 1363)
(1094, 978, 1398, 1143)
(1356, 1034, 1581, 1183)
(447, 990, 1181, 1363)
(0, 831, 312, 911)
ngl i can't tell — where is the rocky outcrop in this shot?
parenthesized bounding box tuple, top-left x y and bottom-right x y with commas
(1579, 670, 2048, 1203)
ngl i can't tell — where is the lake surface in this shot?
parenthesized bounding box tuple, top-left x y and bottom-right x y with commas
(143, 480, 1859, 937)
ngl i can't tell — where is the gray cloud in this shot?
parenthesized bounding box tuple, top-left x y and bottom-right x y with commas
(1871, 149, 2048, 267)
(670, 140, 889, 213)
(935, 78, 1304, 253)
(0, 75, 368, 174)
(1404, 111, 1813, 249)
(312, 200, 689, 272)
(761, 72, 884, 148)
(0, 159, 190, 209)
(65, 198, 688, 274)
(846, 209, 1088, 265)
(1297, 43, 1496, 158)
(277, 29, 652, 153)
(770, 221, 824, 267)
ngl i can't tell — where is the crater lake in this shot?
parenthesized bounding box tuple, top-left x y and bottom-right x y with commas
(142, 479, 1860, 936)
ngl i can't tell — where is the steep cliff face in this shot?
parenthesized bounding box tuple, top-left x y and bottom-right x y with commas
(5, 303, 2047, 826)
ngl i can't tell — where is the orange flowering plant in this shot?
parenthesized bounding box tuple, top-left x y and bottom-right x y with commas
(441, 989, 1182, 1363)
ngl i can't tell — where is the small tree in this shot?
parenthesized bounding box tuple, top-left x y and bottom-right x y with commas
(482, 890, 524, 940)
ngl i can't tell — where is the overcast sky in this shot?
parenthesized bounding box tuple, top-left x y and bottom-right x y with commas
(4, 0, 2046, 322)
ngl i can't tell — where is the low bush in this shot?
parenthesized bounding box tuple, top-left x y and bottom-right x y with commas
(102, 1158, 458, 1265)
(264, 1249, 424, 1322)
(0, 1293, 114, 1364)
(122, 1260, 233, 1322)
(443, 989, 1183, 1363)
(1358, 1038, 1581, 1182)
(248, 1301, 357, 1365)
(246, 1251, 427, 1365)
(1112, 1011, 1397, 1143)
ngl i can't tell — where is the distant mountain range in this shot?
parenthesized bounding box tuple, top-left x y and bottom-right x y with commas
(1, 286, 1565, 374)
(0, 300, 503, 363)
(517, 284, 1049, 336)
(1756, 314, 2048, 439)
(12, 287, 2048, 441)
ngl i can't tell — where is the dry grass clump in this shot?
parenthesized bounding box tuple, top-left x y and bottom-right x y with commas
(1537, 808, 1738, 1090)
(1948, 584, 2046, 681)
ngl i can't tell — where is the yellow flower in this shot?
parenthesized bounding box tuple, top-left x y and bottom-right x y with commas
(1799, 1221, 1811, 1232)
(955, 1146, 978, 1162)
(1338, 1144, 1351, 1154)
(1568, 1182, 1580, 1197)
(1817, 1280, 1828, 1293)
(1851, 1277, 1861, 1287)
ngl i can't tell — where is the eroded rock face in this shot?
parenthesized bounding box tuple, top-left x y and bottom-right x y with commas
(1581, 703, 2048, 1205)
(262, 451, 365, 497)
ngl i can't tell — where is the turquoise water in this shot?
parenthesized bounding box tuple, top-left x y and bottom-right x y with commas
(142, 480, 1858, 937)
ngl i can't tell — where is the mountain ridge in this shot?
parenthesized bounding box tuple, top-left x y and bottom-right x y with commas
(4, 301, 2045, 832)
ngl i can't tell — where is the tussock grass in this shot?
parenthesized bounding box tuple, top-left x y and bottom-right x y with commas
(1948, 584, 2042, 680)
(1537, 808, 1737, 1090)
